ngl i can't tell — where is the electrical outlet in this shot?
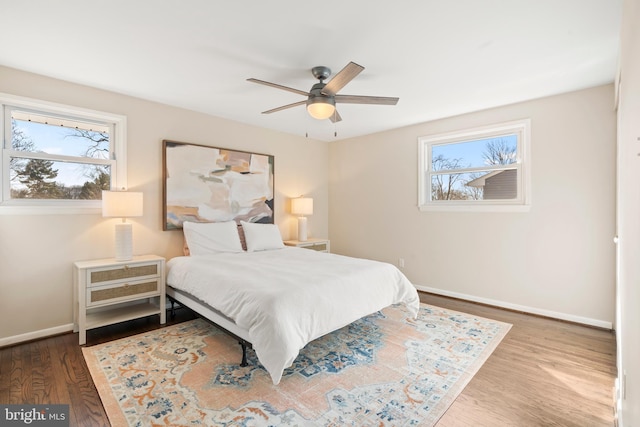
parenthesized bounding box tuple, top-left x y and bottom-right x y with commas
(398, 258, 405, 268)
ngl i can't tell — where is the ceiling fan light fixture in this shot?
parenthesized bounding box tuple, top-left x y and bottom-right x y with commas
(248, 61, 398, 124)
(306, 97, 335, 120)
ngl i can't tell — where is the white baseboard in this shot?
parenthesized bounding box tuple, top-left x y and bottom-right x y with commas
(0, 323, 74, 347)
(415, 285, 613, 330)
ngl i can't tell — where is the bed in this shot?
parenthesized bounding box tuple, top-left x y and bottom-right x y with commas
(166, 220, 420, 385)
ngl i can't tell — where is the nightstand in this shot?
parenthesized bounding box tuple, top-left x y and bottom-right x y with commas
(73, 254, 166, 345)
(284, 238, 330, 253)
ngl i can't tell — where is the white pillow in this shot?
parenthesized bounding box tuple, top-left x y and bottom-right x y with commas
(182, 221, 243, 255)
(240, 221, 285, 252)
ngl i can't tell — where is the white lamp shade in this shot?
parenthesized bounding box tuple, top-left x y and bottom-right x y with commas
(291, 197, 313, 216)
(102, 191, 143, 218)
(102, 191, 143, 261)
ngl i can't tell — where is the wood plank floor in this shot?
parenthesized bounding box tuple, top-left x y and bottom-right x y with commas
(424, 294, 617, 427)
(0, 293, 616, 426)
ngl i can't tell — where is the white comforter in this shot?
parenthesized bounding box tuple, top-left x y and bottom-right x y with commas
(166, 247, 420, 384)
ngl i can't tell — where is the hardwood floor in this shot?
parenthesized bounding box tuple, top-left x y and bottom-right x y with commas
(0, 293, 616, 426)
(0, 308, 197, 426)
(423, 294, 617, 427)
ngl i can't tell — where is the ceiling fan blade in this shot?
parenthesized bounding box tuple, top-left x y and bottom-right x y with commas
(329, 110, 342, 123)
(247, 78, 309, 97)
(321, 62, 365, 96)
(261, 100, 307, 114)
(335, 94, 399, 105)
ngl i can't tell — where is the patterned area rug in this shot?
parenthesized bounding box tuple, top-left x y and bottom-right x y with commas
(83, 303, 511, 426)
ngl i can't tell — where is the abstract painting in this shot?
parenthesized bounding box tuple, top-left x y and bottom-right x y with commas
(163, 140, 274, 230)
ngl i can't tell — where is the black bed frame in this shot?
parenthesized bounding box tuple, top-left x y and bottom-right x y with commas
(167, 295, 252, 367)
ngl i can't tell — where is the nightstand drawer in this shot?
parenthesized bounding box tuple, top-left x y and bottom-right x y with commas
(87, 279, 160, 307)
(89, 262, 160, 286)
(305, 242, 328, 252)
(284, 238, 330, 253)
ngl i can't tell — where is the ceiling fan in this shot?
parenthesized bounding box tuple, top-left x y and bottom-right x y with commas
(247, 61, 399, 123)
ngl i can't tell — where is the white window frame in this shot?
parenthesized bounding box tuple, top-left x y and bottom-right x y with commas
(0, 93, 127, 215)
(418, 119, 531, 212)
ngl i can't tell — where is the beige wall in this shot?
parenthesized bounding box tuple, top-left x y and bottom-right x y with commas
(329, 84, 616, 327)
(0, 65, 617, 343)
(0, 65, 329, 342)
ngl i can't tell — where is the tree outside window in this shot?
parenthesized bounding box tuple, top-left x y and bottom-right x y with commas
(9, 118, 112, 200)
(418, 119, 530, 212)
(1, 93, 127, 213)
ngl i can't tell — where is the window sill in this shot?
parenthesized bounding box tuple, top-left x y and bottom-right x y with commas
(418, 203, 531, 213)
(0, 201, 101, 215)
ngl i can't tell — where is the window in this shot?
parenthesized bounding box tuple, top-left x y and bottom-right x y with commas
(1, 93, 127, 214)
(418, 119, 530, 212)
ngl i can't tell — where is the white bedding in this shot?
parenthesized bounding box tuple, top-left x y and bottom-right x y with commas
(166, 247, 420, 384)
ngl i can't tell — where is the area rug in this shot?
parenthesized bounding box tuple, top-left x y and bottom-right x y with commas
(83, 303, 511, 426)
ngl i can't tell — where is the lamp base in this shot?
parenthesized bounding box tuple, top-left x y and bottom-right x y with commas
(114, 222, 133, 261)
(297, 216, 308, 242)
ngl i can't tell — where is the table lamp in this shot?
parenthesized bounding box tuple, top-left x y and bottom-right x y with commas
(102, 190, 143, 261)
(291, 197, 313, 242)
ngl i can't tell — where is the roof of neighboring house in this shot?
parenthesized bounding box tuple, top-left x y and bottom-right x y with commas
(466, 170, 506, 188)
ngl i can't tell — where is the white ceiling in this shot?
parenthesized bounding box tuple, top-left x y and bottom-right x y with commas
(0, 1, 622, 141)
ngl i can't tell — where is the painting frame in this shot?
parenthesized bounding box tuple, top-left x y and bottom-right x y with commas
(162, 140, 274, 230)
